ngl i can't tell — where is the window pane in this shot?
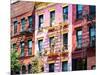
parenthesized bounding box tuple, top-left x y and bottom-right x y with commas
(89, 6, 96, 15)
(21, 18, 25, 31)
(20, 42, 24, 56)
(38, 40, 43, 52)
(50, 11, 55, 26)
(76, 5, 83, 19)
(63, 6, 68, 20)
(49, 37, 54, 45)
(28, 40, 32, 48)
(49, 63, 54, 72)
(39, 15, 43, 28)
(89, 26, 96, 47)
(63, 33, 68, 45)
(62, 61, 68, 71)
(28, 40, 32, 55)
(14, 21, 17, 34)
(76, 30, 82, 48)
(28, 16, 33, 26)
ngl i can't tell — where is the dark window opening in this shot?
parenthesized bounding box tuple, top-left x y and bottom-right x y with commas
(49, 63, 54, 72)
(28, 64, 32, 73)
(22, 65, 26, 74)
(72, 58, 87, 71)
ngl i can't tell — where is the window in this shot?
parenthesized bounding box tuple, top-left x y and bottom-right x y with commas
(22, 65, 26, 74)
(89, 6, 96, 16)
(76, 5, 83, 19)
(63, 6, 68, 21)
(13, 43, 16, 50)
(28, 16, 33, 27)
(62, 61, 68, 71)
(49, 63, 54, 72)
(38, 40, 43, 54)
(20, 42, 25, 57)
(89, 25, 96, 47)
(72, 58, 87, 71)
(49, 37, 54, 47)
(50, 11, 55, 26)
(28, 64, 32, 73)
(39, 15, 43, 28)
(28, 40, 32, 55)
(76, 29, 82, 48)
(21, 18, 26, 31)
(63, 33, 68, 49)
(14, 21, 18, 34)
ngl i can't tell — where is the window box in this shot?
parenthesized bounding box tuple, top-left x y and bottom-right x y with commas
(48, 52, 59, 60)
(61, 50, 68, 57)
(48, 26, 55, 32)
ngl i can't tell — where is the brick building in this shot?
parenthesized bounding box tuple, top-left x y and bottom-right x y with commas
(11, 1, 96, 74)
(11, 1, 35, 73)
(35, 2, 72, 72)
(72, 4, 96, 70)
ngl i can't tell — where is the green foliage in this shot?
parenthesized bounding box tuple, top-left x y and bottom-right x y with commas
(31, 55, 43, 73)
(11, 50, 20, 73)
